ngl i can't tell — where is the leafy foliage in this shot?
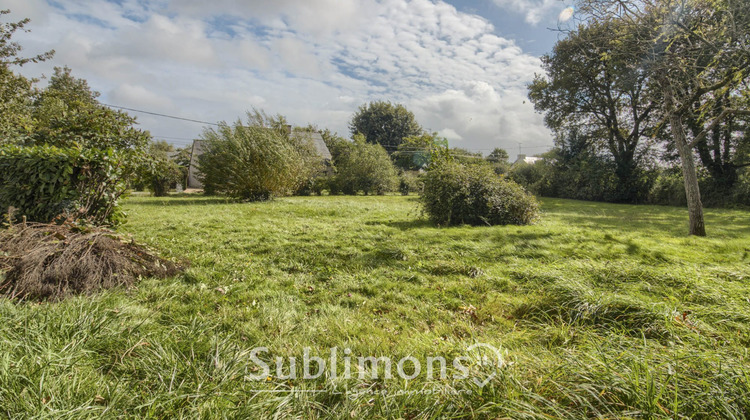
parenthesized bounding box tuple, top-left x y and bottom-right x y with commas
(392, 133, 444, 170)
(348, 101, 422, 152)
(0, 10, 54, 143)
(331, 135, 399, 195)
(30, 67, 150, 151)
(421, 161, 539, 226)
(136, 141, 184, 197)
(0, 9, 54, 67)
(528, 19, 658, 203)
(197, 113, 315, 200)
(0, 14, 146, 226)
(0, 144, 130, 225)
(486, 148, 509, 163)
(0, 67, 34, 142)
(398, 170, 422, 195)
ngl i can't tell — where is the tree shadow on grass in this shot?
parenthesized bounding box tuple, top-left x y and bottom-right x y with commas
(127, 196, 239, 206)
(541, 198, 750, 238)
(365, 219, 434, 230)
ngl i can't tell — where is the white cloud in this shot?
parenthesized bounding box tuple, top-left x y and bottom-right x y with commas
(108, 83, 174, 110)
(273, 36, 325, 77)
(491, 0, 562, 25)
(8, 0, 552, 154)
(412, 82, 550, 151)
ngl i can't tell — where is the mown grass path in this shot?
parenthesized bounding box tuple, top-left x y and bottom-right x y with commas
(2, 195, 749, 418)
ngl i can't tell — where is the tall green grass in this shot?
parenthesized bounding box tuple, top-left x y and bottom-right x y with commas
(1, 195, 749, 418)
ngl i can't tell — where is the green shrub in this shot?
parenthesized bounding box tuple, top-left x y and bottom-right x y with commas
(508, 161, 548, 195)
(294, 176, 329, 196)
(197, 116, 315, 201)
(646, 167, 750, 208)
(648, 169, 686, 206)
(148, 156, 183, 197)
(733, 169, 750, 206)
(421, 161, 539, 226)
(332, 135, 399, 195)
(0, 144, 129, 225)
(398, 171, 422, 195)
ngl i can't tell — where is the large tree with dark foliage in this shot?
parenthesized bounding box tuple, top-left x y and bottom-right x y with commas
(528, 18, 658, 203)
(348, 101, 422, 152)
(545, 0, 750, 235)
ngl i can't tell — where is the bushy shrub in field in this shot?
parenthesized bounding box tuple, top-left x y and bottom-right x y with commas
(132, 141, 185, 196)
(391, 133, 444, 170)
(0, 144, 130, 225)
(398, 170, 422, 195)
(733, 169, 750, 206)
(294, 176, 329, 196)
(331, 135, 399, 195)
(648, 166, 750, 208)
(198, 115, 316, 200)
(421, 161, 539, 226)
(647, 168, 687, 206)
(508, 161, 549, 195)
(146, 155, 183, 197)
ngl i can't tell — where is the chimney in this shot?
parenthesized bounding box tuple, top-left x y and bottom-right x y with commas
(285, 124, 292, 137)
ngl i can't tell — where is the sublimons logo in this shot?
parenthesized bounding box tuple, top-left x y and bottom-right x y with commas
(246, 343, 504, 388)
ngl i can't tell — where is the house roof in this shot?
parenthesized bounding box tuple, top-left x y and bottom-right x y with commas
(291, 130, 332, 160)
(514, 154, 542, 165)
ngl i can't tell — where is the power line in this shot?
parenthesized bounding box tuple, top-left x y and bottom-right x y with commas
(102, 103, 220, 126)
(152, 134, 198, 141)
(103, 102, 554, 153)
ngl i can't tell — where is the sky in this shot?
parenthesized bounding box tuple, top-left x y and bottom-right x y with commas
(7, 0, 574, 158)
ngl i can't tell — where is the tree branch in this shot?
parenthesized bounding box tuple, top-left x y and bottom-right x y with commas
(688, 109, 750, 148)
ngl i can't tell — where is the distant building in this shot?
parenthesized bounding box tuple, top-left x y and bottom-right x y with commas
(294, 130, 332, 162)
(185, 127, 333, 189)
(514, 154, 542, 165)
(186, 140, 206, 189)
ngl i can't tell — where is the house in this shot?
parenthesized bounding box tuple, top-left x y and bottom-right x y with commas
(513, 154, 542, 165)
(185, 127, 333, 189)
(294, 130, 332, 162)
(186, 140, 206, 189)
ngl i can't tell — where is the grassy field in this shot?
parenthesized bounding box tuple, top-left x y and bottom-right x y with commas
(2, 195, 750, 418)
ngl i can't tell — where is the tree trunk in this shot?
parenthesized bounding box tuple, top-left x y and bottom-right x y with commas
(663, 81, 706, 236)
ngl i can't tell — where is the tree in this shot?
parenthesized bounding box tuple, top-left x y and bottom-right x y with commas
(136, 140, 183, 197)
(449, 147, 485, 166)
(528, 18, 658, 203)
(0, 10, 54, 67)
(392, 132, 445, 170)
(348, 101, 422, 152)
(0, 66, 34, 142)
(172, 146, 192, 187)
(0, 9, 54, 142)
(320, 128, 349, 163)
(197, 112, 315, 200)
(332, 134, 399, 195)
(0, 12, 144, 225)
(31, 67, 150, 151)
(487, 148, 509, 163)
(685, 89, 750, 192)
(574, 0, 750, 235)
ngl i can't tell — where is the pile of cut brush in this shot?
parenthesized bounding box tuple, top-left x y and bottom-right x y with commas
(0, 221, 183, 301)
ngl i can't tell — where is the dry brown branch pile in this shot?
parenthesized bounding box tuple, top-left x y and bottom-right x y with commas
(0, 222, 183, 301)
